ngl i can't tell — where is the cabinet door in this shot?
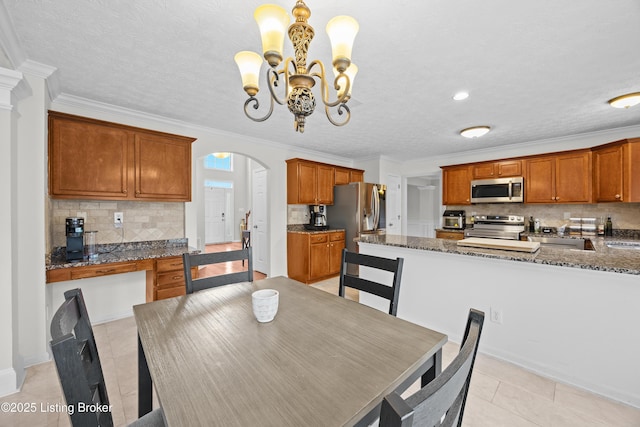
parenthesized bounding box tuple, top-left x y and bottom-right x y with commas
(593, 144, 624, 202)
(350, 170, 364, 182)
(555, 151, 591, 203)
(525, 157, 555, 203)
(309, 241, 330, 280)
(442, 166, 471, 205)
(329, 232, 345, 274)
(335, 167, 351, 185)
(471, 162, 496, 179)
(135, 133, 192, 201)
(316, 165, 335, 204)
(49, 117, 131, 199)
(497, 160, 522, 177)
(296, 162, 318, 204)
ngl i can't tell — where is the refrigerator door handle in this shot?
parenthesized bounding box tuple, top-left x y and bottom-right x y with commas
(372, 185, 380, 230)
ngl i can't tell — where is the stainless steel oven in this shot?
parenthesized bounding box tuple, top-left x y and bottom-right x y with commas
(470, 177, 524, 203)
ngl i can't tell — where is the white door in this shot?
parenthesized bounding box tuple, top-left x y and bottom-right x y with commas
(252, 168, 269, 274)
(386, 174, 402, 235)
(204, 187, 226, 244)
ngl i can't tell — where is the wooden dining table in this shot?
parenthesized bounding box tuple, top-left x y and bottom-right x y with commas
(134, 276, 447, 426)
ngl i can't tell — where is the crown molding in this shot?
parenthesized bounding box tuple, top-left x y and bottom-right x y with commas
(0, 66, 25, 110)
(18, 60, 60, 100)
(0, 1, 26, 68)
(51, 93, 357, 164)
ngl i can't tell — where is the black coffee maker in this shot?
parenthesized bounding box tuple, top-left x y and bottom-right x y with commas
(66, 217, 85, 262)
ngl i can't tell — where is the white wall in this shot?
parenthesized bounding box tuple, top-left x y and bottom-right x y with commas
(358, 242, 640, 408)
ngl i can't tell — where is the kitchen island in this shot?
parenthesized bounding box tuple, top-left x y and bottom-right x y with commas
(356, 233, 640, 409)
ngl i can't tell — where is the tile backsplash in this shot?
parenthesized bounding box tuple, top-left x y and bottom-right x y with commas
(50, 200, 184, 249)
(448, 203, 640, 230)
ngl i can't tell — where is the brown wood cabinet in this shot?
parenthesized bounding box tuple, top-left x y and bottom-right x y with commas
(287, 231, 345, 284)
(48, 111, 195, 202)
(592, 138, 640, 202)
(472, 160, 522, 179)
(525, 150, 591, 203)
(442, 165, 471, 205)
(334, 167, 364, 185)
(153, 256, 197, 301)
(287, 159, 364, 205)
(435, 230, 465, 240)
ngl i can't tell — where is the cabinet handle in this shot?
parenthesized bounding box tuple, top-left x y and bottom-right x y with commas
(615, 194, 621, 199)
(170, 262, 182, 267)
(172, 275, 182, 280)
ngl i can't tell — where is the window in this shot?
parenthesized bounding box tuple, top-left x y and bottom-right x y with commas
(204, 153, 232, 171)
(205, 180, 233, 189)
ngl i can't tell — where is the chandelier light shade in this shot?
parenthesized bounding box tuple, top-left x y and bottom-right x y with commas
(460, 126, 491, 138)
(608, 92, 640, 109)
(235, 1, 359, 133)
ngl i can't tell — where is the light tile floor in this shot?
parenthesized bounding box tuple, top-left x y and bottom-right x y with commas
(1, 278, 639, 426)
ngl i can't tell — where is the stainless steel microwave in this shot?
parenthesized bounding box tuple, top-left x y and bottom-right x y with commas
(470, 177, 524, 203)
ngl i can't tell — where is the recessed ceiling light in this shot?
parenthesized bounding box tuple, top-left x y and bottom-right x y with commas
(453, 91, 469, 101)
(460, 126, 490, 138)
(608, 92, 640, 109)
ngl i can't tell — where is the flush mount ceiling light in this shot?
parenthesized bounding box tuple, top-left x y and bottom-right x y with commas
(453, 91, 469, 101)
(460, 126, 491, 138)
(212, 152, 231, 159)
(608, 92, 640, 109)
(234, 1, 359, 133)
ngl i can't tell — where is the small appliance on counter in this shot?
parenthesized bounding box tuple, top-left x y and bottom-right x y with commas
(304, 205, 328, 230)
(65, 217, 84, 262)
(442, 210, 466, 230)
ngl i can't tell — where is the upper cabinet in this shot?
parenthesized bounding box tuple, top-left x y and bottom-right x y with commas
(592, 138, 640, 202)
(49, 112, 196, 202)
(472, 160, 522, 179)
(525, 150, 592, 204)
(287, 159, 364, 205)
(442, 165, 471, 205)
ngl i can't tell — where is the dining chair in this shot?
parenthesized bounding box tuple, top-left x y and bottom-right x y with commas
(50, 288, 165, 427)
(379, 308, 485, 427)
(182, 247, 253, 294)
(339, 248, 404, 316)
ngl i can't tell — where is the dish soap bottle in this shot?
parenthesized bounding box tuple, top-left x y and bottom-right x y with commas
(529, 216, 535, 233)
(605, 216, 613, 237)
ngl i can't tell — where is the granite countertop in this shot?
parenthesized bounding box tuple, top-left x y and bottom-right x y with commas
(287, 224, 346, 234)
(357, 234, 640, 275)
(47, 238, 198, 270)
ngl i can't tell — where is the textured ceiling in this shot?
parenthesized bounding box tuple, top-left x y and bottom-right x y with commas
(3, 0, 640, 161)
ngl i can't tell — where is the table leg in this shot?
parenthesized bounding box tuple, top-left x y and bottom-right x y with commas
(421, 348, 442, 387)
(138, 334, 152, 418)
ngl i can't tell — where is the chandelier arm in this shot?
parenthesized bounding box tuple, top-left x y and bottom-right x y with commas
(324, 103, 351, 127)
(243, 94, 275, 123)
(308, 60, 350, 108)
(266, 67, 287, 106)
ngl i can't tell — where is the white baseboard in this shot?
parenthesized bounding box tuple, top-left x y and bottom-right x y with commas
(0, 368, 18, 398)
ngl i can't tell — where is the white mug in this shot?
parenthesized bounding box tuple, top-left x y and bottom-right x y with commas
(252, 289, 279, 323)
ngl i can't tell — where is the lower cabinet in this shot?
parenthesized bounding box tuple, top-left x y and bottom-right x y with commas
(153, 256, 197, 301)
(287, 231, 345, 284)
(435, 230, 465, 240)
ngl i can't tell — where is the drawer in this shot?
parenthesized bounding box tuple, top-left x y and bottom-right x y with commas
(156, 284, 186, 301)
(309, 234, 329, 244)
(156, 256, 185, 273)
(329, 232, 345, 241)
(157, 270, 187, 287)
(70, 262, 137, 280)
(46, 268, 71, 283)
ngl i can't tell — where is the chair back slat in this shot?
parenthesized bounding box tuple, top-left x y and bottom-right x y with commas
(183, 247, 253, 294)
(380, 309, 485, 427)
(339, 249, 404, 316)
(50, 288, 114, 427)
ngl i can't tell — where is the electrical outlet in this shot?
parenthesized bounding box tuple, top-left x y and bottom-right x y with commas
(490, 307, 503, 324)
(114, 212, 123, 228)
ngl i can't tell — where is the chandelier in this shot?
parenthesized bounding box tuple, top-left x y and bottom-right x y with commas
(234, 1, 359, 133)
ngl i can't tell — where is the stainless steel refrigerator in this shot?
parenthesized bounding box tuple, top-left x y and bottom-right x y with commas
(327, 183, 386, 271)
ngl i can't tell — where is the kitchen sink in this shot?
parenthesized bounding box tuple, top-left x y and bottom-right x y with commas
(606, 241, 640, 250)
(527, 236, 593, 251)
